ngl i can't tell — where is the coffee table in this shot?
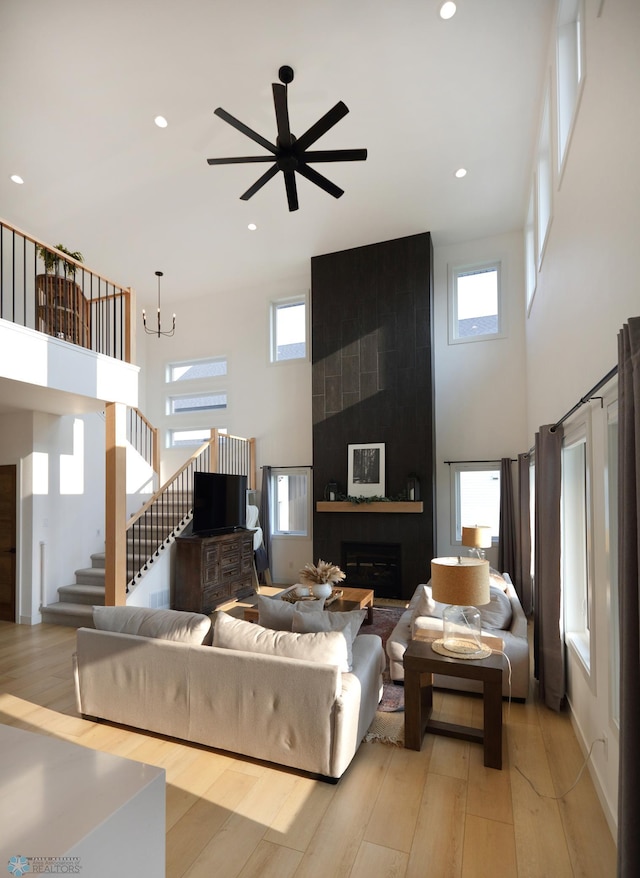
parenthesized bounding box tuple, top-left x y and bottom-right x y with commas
(403, 637, 504, 769)
(243, 585, 374, 624)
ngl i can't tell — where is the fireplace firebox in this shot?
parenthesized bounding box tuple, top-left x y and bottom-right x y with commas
(341, 541, 401, 600)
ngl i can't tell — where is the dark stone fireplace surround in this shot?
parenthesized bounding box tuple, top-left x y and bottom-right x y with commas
(311, 233, 435, 601)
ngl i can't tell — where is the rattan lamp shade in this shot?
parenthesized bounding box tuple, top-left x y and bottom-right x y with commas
(430, 557, 490, 607)
(461, 526, 492, 550)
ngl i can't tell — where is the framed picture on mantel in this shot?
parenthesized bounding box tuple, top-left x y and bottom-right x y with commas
(347, 443, 385, 497)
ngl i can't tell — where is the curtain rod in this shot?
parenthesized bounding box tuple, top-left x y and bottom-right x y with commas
(444, 459, 516, 465)
(550, 364, 618, 432)
(526, 363, 619, 456)
(259, 465, 313, 469)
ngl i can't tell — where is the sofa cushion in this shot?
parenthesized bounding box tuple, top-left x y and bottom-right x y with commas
(479, 585, 513, 630)
(92, 606, 212, 644)
(291, 609, 366, 671)
(214, 610, 350, 672)
(411, 583, 442, 621)
(257, 593, 325, 630)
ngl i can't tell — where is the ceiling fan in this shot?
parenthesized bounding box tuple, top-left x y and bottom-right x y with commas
(206, 65, 367, 212)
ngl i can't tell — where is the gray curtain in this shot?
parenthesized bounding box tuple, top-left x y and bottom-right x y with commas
(498, 457, 516, 581)
(617, 318, 640, 877)
(516, 452, 533, 615)
(258, 465, 273, 581)
(533, 424, 565, 711)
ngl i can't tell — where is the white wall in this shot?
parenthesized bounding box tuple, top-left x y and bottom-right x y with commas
(141, 274, 313, 583)
(0, 410, 106, 623)
(523, 0, 640, 836)
(433, 231, 529, 560)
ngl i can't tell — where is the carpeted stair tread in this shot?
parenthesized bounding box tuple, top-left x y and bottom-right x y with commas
(41, 602, 95, 628)
(57, 584, 105, 605)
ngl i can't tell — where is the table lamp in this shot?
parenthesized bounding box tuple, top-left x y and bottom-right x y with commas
(430, 556, 491, 658)
(461, 525, 492, 559)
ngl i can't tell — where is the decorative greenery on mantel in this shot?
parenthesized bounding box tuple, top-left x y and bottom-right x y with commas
(338, 493, 407, 504)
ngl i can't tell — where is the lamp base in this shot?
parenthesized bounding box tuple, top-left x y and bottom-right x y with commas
(431, 638, 492, 660)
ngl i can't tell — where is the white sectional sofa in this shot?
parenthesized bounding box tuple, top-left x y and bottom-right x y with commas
(386, 572, 530, 700)
(73, 605, 385, 781)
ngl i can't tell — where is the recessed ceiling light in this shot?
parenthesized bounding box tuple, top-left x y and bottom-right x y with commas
(247, 223, 257, 231)
(154, 116, 168, 128)
(10, 174, 24, 184)
(440, 2, 457, 19)
(455, 168, 467, 178)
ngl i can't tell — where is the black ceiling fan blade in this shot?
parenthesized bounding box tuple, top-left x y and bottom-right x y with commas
(283, 170, 299, 212)
(214, 107, 278, 155)
(295, 101, 349, 151)
(239, 165, 279, 201)
(207, 155, 277, 165)
(296, 163, 344, 199)
(272, 83, 292, 148)
(301, 149, 368, 163)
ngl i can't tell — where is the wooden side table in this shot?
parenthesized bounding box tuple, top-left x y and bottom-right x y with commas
(403, 637, 504, 769)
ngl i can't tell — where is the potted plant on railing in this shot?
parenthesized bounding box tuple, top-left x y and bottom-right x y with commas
(35, 243, 89, 344)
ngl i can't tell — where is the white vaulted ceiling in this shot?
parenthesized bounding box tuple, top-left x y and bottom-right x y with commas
(0, 0, 554, 313)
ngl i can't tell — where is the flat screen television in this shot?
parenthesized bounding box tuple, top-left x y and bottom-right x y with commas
(192, 471, 248, 537)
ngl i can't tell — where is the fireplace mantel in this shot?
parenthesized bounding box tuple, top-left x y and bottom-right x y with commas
(316, 501, 423, 513)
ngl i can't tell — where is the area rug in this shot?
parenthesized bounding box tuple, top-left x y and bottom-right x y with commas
(362, 606, 406, 745)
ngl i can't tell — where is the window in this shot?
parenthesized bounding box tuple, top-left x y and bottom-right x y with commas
(561, 420, 592, 675)
(270, 468, 309, 536)
(167, 357, 227, 382)
(270, 297, 307, 362)
(556, 0, 586, 175)
(606, 399, 619, 726)
(448, 262, 503, 344)
(525, 180, 537, 312)
(450, 463, 500, 544)
(167, 428, 217, 448)
(536, 83, 553, 268)
(168, 392, 227, 415)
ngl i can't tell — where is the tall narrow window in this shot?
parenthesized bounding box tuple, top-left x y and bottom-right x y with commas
(450, 463, 500, 544)
(270, 467, 309, 536)
(606, 400, 619, 726)
(556, 0, 586, 175)
(448, 262, 503, 344)
(270, 297, 307, 362)
(537, 84, 553, 268)
(525, 180, 537, 312)
(562, 421, 592, 675)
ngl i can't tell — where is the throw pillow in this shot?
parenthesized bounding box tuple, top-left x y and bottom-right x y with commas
(291, 609, 366, 672)
(213, 611, 349, 672)
(478, 585, 513, 630)
(257, 593, 326, 631)
(411, 584, 444, 621)
(489, 569, 509, 592)
(92, 606, 212, 645)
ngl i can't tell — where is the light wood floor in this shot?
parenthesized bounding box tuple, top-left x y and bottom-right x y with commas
(0, 621, 616, 878)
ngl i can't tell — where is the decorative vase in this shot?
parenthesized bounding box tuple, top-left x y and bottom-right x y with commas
(312, 582, 333, 600)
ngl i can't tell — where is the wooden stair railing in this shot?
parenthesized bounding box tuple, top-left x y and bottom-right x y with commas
(104, 416, 256, 604)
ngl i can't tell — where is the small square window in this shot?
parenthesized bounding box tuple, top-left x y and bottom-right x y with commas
(270, 468, 309, 536)
(449, 262, 503, 344)
(450, 463, 500, 544)
(270, 298, 307, 363)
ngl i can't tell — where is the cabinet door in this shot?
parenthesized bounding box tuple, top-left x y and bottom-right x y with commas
(201, 542, 221, 586)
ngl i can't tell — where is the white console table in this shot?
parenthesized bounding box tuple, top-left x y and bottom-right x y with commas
(0, 725, 165, 876)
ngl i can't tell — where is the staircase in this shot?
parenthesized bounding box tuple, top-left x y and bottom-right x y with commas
(41, 552, 106, 628)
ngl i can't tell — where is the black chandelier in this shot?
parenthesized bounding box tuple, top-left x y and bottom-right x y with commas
(142, 271, 175, 338)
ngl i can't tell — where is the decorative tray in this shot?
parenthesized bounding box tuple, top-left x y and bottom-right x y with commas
(281, 588, 343, 606)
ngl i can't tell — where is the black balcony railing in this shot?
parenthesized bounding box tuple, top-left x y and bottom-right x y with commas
(0, 217, 132, 362)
